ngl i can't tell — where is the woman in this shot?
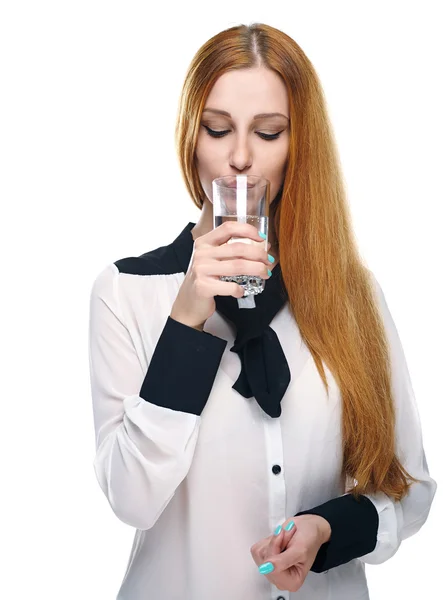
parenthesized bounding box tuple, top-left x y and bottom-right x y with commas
(88, 23, 437, 599)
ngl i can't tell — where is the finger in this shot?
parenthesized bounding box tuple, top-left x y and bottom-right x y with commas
(262, 523, 294, 569)
(259, 559, 303, 593)
(251, 538, 273, 566)
(267, 540, 307, 575)
(267, 525, 285, 556)
(200, 220, 266, 248)
(206, 241, 272, 265)
(200, 258, 271, 279)
(269, 564, 306, 594)
(266, 524, 299, 572)
(279, 519, 298, 551)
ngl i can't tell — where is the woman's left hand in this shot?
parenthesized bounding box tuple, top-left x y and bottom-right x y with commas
(250, 514, 331, 593)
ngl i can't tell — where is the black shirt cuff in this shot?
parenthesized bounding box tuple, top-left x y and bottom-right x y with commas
(295, 493, 379, 573)
(139, 316, 227, 415)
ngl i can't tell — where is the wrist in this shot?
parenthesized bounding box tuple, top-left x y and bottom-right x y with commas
(296, 514, 331, 545)
(316, 516, 332, 544)
(170, 312, 205, 331)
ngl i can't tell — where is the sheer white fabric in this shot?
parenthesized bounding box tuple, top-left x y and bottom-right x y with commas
(88, 263, 436, 600)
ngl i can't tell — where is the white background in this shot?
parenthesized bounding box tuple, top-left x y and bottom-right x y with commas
(1, 1, 441, 598)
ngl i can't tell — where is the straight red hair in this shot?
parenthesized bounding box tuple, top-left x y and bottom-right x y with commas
(175, 23, 418, 500)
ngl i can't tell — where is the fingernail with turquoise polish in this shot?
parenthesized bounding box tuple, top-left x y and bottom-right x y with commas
(268, 254, 275, 263)
(258, 231, 267, 239)
(258, 562, 275, 574)
(268, 269, 272, 277)
(274, 524, 282, 535)
(284, 520, 295, 531)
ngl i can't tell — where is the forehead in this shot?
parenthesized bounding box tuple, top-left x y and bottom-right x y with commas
(205, 67, 289, 115)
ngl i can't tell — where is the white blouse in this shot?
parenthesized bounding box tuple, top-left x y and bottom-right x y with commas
(88, 222, 436, 600)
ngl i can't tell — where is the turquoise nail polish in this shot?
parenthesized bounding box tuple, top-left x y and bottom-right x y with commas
(274, 524, 282, 535)
(258, 231, 267, 239)
(284, 520, 295, 531)
(268, 254, 275, 263)
(268, 269, 272, 277)
(258, 562, 275, 574)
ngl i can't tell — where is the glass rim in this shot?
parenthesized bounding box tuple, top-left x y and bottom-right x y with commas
(213, 174, 269, 190)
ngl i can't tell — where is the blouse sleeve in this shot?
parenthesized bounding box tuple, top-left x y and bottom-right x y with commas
(295, 271, 437, 572)
(88, 264, 227, 530)
(357, 271, 437, 564)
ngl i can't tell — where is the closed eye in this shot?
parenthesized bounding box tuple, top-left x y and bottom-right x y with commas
(202, 125, 284, 141)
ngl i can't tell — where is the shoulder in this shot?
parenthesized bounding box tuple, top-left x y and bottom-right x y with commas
(113, 241, 181, 276)
(89, 241, 178, 297)
(365, 268, 389, 312)
(90, 222, 193, 308)
(89, 239, 183, 323)
(89, 235, 184, 309)
(366, 268, 382, 294)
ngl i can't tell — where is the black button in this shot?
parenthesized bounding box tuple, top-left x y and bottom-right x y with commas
(277, 596, 285, 600)
(272, 464, 281, 474)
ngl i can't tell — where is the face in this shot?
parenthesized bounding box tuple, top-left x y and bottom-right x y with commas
(195, 66, 290, 204)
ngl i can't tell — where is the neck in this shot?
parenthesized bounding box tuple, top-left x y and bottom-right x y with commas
(190, 197, 280, 265)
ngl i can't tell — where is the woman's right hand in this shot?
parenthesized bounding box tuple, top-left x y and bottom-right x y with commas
(170, 221, 273, 331)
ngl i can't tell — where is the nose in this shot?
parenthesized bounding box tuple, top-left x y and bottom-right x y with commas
(229, 133, 252, 172)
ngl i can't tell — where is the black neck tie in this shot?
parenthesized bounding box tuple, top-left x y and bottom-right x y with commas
(214, 262, 291, 418)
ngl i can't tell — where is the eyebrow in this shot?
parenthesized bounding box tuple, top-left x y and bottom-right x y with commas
(202, 108, 289, 120)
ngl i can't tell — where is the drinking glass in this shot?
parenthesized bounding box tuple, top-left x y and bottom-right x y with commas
(212, 174, 270, 296)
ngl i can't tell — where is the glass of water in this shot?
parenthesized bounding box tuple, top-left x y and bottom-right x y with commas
(212, 174, 270, 296)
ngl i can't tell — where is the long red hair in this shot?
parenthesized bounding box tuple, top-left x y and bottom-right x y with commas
(175, 22, 417, 500)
